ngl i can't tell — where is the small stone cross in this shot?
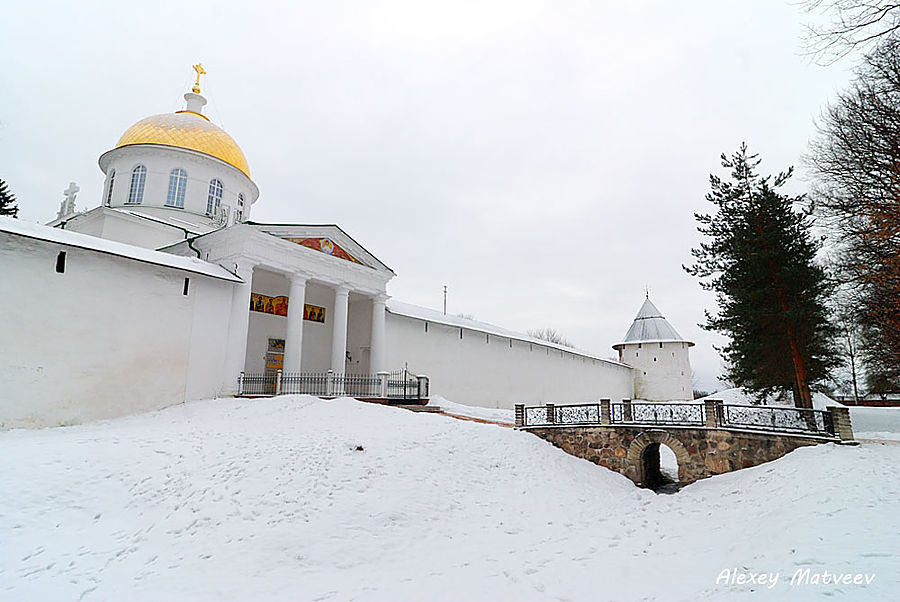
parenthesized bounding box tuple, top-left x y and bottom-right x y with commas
(57, 181, 79, 219)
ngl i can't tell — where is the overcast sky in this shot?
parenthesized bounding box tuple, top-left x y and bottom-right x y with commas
(1, 1, 855, 391)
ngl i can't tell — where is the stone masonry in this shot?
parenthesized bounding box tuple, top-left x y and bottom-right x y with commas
(525, 425, 834, 486)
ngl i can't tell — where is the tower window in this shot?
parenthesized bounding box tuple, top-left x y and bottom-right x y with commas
(105, 169, 115, 206)
(55, 251, 66, 273)
(166, 168, 188, 208)
(183, 278, 190, 296)
(659, 342, 663, 348)
(206, 179, 223, 215)
(236, 193, 245, 222)
(127, 165, 146, 204)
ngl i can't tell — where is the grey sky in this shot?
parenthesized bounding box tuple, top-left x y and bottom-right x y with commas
(1, 1, 853, 391)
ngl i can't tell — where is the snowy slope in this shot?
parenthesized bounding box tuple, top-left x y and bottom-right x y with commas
(1, 396, 898, 601)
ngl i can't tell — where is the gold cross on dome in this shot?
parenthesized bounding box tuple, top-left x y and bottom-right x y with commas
(192, 63, 207, 93)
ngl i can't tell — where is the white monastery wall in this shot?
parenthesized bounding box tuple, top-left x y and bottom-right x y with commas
(618, 342, 694, 401)
(0, 230, 233, 428)
(385, 313, 633, 409)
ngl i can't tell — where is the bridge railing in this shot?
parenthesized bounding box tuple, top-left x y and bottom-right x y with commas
(718, 404, 833, 436)
(514, 399, 845, 439)
(611, 402, 705, 426)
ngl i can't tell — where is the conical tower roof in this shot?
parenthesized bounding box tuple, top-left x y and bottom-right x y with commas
(612, 297, 694, 349)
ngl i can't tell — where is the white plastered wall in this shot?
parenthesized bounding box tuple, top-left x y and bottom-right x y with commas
(0, 231, 233, 429)
(385, 313, 634, 408)
(618, 342, 694, 401)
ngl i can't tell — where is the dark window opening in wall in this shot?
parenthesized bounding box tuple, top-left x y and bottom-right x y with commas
(672, 352, 675, 358)
(425, 322, 429, 333)
(638, 343, 642, 349)
(653, 357, 657, 362)
(643, 371, 647, 375)
(530, 344, 533, 351)
(183, 278, 190, 296)
(509, 339, 512, 349)
(659, 342, 663, 348)
(55, 251, 66, 273)
(486, 334, 489, 344)
(636, 352, 639, 357)
(459, 328, 463, 339)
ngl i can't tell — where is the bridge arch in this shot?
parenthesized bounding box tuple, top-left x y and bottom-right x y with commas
(625, 430, 691, 487)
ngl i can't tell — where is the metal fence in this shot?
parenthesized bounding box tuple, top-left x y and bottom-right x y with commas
(517, 399, 837, 438)
(334, 373, 382, 397)
(239, 372, 277, 396)
(611, 402, 705, 426)
(281, 372, 328, 396)
(238, 369, 427, 401)
(719, 404, 834, 437)
(387, 369, 423, 400)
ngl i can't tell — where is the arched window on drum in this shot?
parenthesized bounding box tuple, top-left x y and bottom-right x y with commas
(236, 193, 245, 222)
(166, 168, 188, 208)
(207, 178, 223, 215)
(127, 165, 146, 204)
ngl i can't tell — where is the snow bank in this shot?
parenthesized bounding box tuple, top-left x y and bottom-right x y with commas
(1, 395, 898, 600)
(697, 387, 845, 410)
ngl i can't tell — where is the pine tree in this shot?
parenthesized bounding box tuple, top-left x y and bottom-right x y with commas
(0, 179, 19, 218)
(685, 144, 839, 408)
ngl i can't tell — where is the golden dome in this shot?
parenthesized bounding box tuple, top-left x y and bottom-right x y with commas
(115, 111, 251, 178)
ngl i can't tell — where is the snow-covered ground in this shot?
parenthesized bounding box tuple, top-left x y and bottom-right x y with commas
(1, 396, 898, 601)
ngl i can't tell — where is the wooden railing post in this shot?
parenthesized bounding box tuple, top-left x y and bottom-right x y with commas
(546, 403, 556, 424)
(622, 399, 633, 422)
(600, 399, 611, 425)
(514, 404, 525, 427)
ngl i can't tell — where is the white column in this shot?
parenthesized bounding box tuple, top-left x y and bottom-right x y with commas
(370, 293, 388, 373)
(224, 261, 255, 394)
(330, 284, 351, 374)
(283, 273, 307, 373)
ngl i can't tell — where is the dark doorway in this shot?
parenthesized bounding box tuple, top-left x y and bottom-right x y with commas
(640, 443, 680, 493)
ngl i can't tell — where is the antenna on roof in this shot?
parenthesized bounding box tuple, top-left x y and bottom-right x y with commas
(644, 284, 650, 299)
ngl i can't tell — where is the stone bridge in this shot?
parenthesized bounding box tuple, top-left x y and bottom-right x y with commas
(514, 399, 855, 488)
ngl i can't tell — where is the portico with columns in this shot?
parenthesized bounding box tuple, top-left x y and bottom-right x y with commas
(161, 222, 395, 395)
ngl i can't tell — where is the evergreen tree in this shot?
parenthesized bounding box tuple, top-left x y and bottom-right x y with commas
(685, 144, 839, 408)
(0, 179, 19, 218)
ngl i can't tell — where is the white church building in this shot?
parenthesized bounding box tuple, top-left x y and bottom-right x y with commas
(0, 69, 695, 429)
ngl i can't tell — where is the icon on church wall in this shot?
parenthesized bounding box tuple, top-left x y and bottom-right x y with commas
(267, 338, 285, 354)
(250, 292, 326, 324)
(250, 293, 289, 317)
(304, 304, 326, 324)
(283, 237, 362, 265)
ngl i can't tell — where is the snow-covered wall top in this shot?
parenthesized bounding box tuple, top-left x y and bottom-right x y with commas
(1, 217, 240, 282)
(386, 299, 626, 367)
